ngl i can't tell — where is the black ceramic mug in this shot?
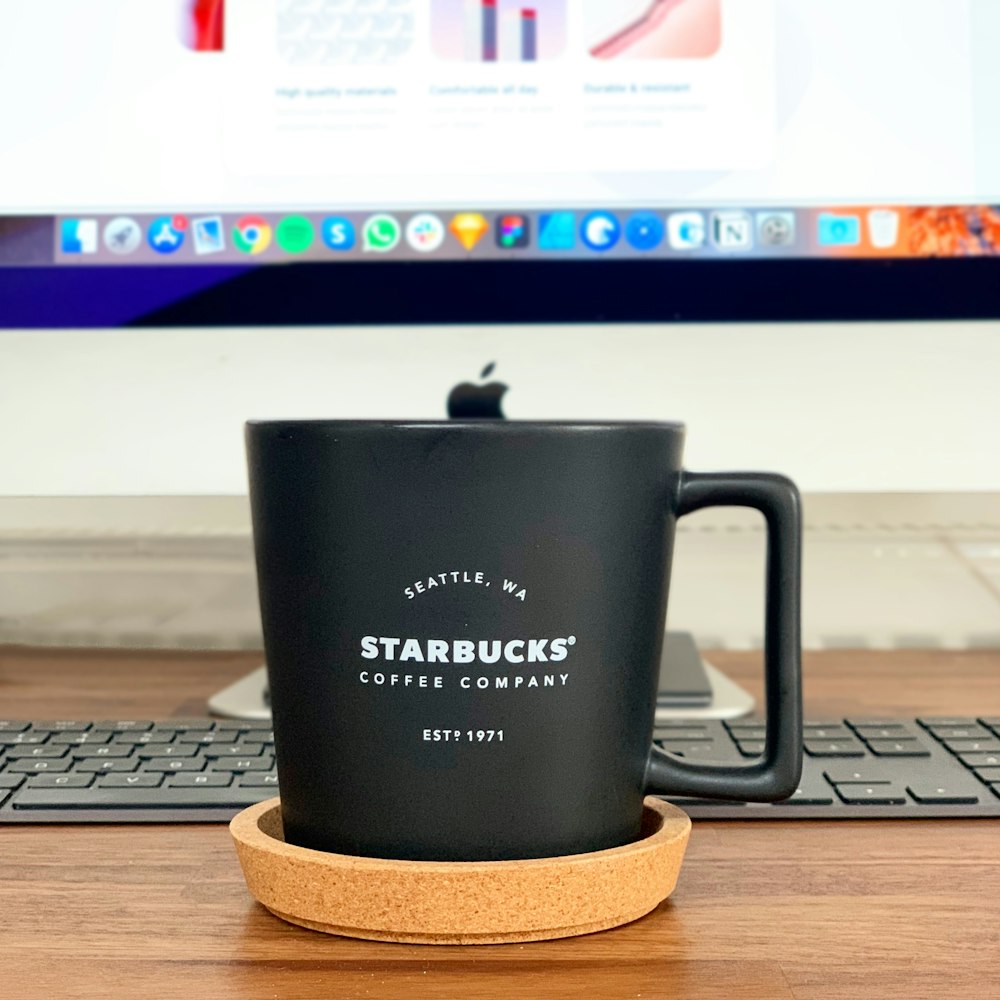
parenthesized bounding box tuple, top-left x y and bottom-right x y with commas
(247, 421, 802, 862)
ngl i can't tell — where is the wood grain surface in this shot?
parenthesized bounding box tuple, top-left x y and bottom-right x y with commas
(1, 646, 998, 1000)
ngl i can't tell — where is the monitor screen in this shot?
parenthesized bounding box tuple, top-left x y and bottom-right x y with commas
(2, 0, 1000, 326)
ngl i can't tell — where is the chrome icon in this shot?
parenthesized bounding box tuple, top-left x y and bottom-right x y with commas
(233, 215, 273, 255)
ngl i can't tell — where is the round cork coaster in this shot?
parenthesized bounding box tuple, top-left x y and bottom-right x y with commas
(230, 797, 691, 945)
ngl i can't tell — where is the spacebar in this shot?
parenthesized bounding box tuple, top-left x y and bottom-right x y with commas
(12, 787, 268, 809)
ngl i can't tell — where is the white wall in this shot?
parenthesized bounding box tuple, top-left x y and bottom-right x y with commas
(1, 320, 998, 496)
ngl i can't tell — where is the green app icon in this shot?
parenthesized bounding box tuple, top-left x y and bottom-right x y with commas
(276, 215, 315, 254)
(363, 214, 401, 253)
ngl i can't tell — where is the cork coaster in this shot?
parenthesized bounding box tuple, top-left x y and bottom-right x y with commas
(230, 797, 691, 945)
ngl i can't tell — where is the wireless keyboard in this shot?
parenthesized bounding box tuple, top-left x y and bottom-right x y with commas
(1, 716, 998, 822)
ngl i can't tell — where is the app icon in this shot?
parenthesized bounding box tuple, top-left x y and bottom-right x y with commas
(868, 209, 900, 250)
(625, 212, 664, 251)
(103, 217, 143, 255)
(667, 212, 706, 251)
(277, 215, 315, 254)
(817, 213, 861, 247)
(711, 211, 753, 250)
(192, 216, 226, 255)
(233, 216, 272, 255)
(449, 213, 489, 251)
(581, 211, 621, 252)
(148, 216, 188, 254)
(538, 212, 576, 250)
(496, 214, 530, 249)
(406, 213, 446, 253)
(756, 211, 796, 248)
(60, 219, 98, 255)
(322, 217, 356, 251)
(363, 214, 402, 253)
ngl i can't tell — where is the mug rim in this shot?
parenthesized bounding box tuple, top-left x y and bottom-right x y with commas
(245, 419, 686, 432)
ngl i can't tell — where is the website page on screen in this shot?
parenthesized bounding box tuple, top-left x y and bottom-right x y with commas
(1, 0, 999, 265)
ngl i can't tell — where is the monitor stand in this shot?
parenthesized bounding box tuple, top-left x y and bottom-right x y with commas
(206, 632, 755, 722)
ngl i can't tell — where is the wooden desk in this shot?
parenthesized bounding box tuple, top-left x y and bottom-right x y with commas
(1, 647, 998, 1000)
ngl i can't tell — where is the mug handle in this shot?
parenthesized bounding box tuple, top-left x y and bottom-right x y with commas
(645, 472, 803, 802)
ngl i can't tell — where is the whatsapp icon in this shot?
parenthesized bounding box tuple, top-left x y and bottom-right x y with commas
(363, 214, 401, 253)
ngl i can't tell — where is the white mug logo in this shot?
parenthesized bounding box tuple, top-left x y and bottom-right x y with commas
(360, 636, 575, 664)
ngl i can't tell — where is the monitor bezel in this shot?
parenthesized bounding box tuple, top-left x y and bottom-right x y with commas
(1, 257, 999, 327)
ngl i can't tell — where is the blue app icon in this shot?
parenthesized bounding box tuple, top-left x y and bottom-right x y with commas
(625, 212, 665, 251)
(60, 219, 98, 254)
(817, 213, 861, 247)
(538, 212, 576, 250)
(148, 216, 187, 254)
(322, 217, 356, 251)
(581, 212, 621, 252)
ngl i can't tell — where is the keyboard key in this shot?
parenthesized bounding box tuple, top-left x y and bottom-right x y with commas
(959, 752, 1000, 767)
(71, 745, 135, 759)
(650, 728, 714, 741)
(11, 786, 267, 809)
(805, 739, 865, 758)
(835, 782, 907, 805)
(724, 727, 766, 741)
(0, 733, 48, 746)
(136, 744, 198, 759)
(6, 758, 72, 773)
(853, 725, 913, 740)
(866, 739, 931, 757)
(906, 783, 980, 804)
(928, 725, 992, 740)
(943, 738, 1000, 754)
(824, 765, 892, 784)
(845, 718, 910, 728)
(0, 774, 26, 790)
(91, 721, 153, 733)
(210, 756, 275, 773)
(153, 719, 216, 732)
(802, 726, 853, 740)
(802, 718, 844, 728)
(725, 719, 767, 731)
(214, 720, 274, 732)
(99, 774, 163, 788)
(49, 732, 113, 746)
(654, 742, 723, 760)
(30, 721, 91, 733)
(238, 774, 279, 788)
(115, 732, 174, 746)
(781, 776, 835, 805)
(167, 773, 233, 788)
(0, 790, 8, 808)
(972, 766, 1000, 784)
(143, 758, 206, 773)
(27, 774, 94, 789)
(75, 758, 140, 773)
(0, 722, 30, 733)
(175, 732, 240, 745)
(202, 744, 265, 759)
(5, 745, 69, 759)
(917, 717, 976, 727)
(980, 717, 1000, 730)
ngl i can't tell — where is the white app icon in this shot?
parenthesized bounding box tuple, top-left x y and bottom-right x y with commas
(405, 213, 446, 253)
(667, 212, 706, 251)
(711, 211, 753, 250)
(868, 209, 900, 250)
(103, 217, 142, 255)
(193, 216, 227, 255)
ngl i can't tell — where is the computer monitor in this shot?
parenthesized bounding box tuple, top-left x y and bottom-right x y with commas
(1, 0, 999, 505)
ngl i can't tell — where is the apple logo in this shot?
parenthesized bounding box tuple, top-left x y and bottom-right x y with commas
(447, 362, 509, 419)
